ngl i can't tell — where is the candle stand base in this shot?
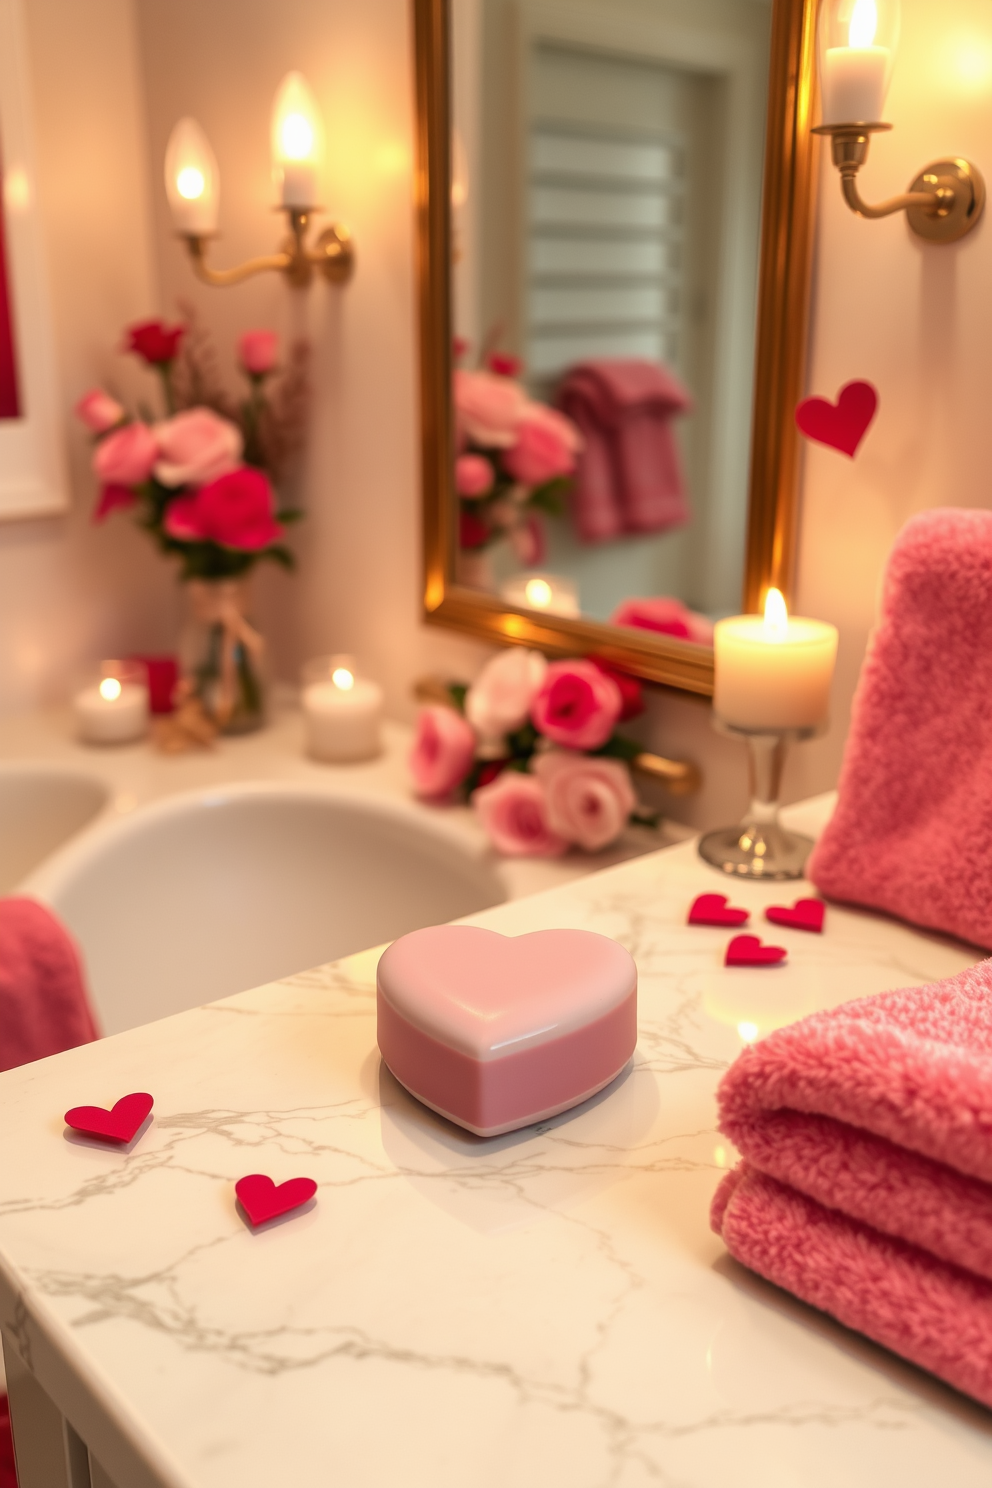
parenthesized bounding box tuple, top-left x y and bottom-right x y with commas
(698, 723, 821, 881)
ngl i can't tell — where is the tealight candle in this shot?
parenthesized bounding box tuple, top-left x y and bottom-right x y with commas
(714, 589, 838, 731)
(822, 0, 891, 124)
(75, 661, 150, 745)
(302, 655, 383, 762)
(500, 572, 580, 619)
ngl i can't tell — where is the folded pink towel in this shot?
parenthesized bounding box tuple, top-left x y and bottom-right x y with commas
(557, 359, 692, 543)
(0, 897, 99, 1071)
(712, 959, 992, 1403)
(808, 507, 992, 948)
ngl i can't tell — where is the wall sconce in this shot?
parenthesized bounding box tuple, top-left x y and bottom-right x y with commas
(164, 71, 355, 288)
(812, 0, 985, 243)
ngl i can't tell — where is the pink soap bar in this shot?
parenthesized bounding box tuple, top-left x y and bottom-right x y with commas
(376, 925, 637, 1137)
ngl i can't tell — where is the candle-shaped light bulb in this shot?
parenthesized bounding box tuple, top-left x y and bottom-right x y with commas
(820, 0, 898, 125)
(271, 72, 323, 209)
(763, 587, 789, 636)
(164, 118, 219, 235)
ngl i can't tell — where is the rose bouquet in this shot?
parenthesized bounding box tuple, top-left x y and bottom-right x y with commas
(75, 317, 308, 735)
(455, 351, 582, 567)
(409, 650, 659, 857)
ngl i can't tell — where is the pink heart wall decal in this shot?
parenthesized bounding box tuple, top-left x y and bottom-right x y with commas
(795, 380, 878, 457)
(765, 899, 825, 933)
(725, 935, 787, 968)
(235, 1174, 317, 1227)
(688, 893, 749, 927)
(377, 925, 637, 1137)
(64, 1092, 153, 1143)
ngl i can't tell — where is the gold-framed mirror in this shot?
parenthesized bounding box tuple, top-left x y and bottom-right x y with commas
(414, 0, 818, 697)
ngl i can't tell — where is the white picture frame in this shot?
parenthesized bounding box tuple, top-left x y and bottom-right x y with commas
(0, 0, 66, 518)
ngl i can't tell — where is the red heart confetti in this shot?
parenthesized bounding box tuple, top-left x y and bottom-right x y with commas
(688, 893, 750, 927)
(64, 1092, 154, 1144)
(235, 1174, 317, 1227)
(725, 935, 787, 968)
(765, 898, 825, 933)
(795, 380, 878, 458)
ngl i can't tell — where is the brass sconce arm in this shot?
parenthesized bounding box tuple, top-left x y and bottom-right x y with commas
(812, 123, 986, 243)
(182, 210, 355, 290)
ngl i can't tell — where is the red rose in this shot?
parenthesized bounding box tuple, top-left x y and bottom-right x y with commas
(475, 759, 506, 789)
(488, 352, 523, 377)
(459, 508, 490, 550)
(164, 466, 283, 551)
(588, 659, 644, 721)
(126, 319, 185, 365)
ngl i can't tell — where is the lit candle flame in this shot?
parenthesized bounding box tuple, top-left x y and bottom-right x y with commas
(99, 677, 122, 702)
(849, 0, 878, 48)
(737, 1021, 759, 1044)
(763, 586, 789, 637)
(525, 578, 552, 608)
(331, 667, 355, 691)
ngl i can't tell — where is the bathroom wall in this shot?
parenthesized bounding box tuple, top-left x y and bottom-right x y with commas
(4, 0, 992, 830)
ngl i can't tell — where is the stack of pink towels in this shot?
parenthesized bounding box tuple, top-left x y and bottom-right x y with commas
(712, 958, 992, 1407)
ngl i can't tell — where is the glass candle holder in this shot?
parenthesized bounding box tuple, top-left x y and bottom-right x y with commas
(698, 722, 822, 880)
(301, 654, 384, 763)
(74, 659, 150, 746)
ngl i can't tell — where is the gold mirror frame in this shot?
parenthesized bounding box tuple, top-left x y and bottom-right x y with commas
(414, 0, 819, 696)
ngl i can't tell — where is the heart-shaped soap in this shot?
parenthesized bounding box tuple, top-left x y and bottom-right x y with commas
(725, 935, 787, 968)
(64, 1092, 153, 1144)
(795, 380, 878, 458)
(688, 893, 749, 927)
(235, 1174, 317, 1227)
(765, 898, 825, 933)
(377, 925, 637, 1137)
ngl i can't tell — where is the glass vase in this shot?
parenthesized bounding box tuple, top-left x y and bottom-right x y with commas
(179, 578, 267, 735)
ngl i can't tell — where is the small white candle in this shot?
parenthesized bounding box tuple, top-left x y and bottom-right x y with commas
(713, 589, 838, 731)
(501, 572, 580, 619)
(303, 659, 383, 762)
(821, 0, 890, 124)
(75, 674, 150, 745)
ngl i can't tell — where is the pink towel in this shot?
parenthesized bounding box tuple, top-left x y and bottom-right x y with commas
(0, 897, 98, 1071)
(712, 959, 992, 1405)
(808, 507, 992, 949)
(557, 359, 692, 543)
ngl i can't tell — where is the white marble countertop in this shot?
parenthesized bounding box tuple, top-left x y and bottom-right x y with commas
(1, 815, 990, 1487)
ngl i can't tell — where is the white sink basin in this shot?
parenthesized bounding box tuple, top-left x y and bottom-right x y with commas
(0, 763, 109, 892)
(25, 783, 506, 1035)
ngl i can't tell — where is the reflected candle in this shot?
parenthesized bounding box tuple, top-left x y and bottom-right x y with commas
(500, 572, 580, 619)
(714, 590, 838, 730)
(303, 655, 383, 762)
(75, 661, 150, 745)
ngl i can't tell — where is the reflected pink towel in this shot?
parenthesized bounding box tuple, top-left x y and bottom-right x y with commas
(0, 897, 98, 1071)
(808, 507, 992, 948)
(557, 359, 692, 543)
(712, 960, 992, 1404)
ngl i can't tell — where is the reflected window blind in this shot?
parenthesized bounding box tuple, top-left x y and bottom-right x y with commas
(527, 123, 686, 386)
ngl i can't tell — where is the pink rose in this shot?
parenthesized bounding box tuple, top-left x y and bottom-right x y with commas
(473, 771, 567, 857)
(503, 404, 581, 486)
(465, 648, 547, 741)
(238, 330, 278, 375)
(455, 453, 495, 498)
(531, 660, 622, 751)
(454, 369, 525, 448)
(153, 408, 243, 489)
(532, 751, 636, 851)
(164, 466, 283, 551)
(408, 705, 476, 798)
(93, 422, 157, 486)
(509, 513, 546, 568)
(610, 597, 714, 647)
(75, 388, 124, 433)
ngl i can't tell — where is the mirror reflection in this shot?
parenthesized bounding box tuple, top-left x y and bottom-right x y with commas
(451, 0, 772, 646)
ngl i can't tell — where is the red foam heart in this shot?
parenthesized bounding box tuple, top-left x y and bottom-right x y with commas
(235, 1174, 317, 1227)
(765, 898, 825, 933)
(795, 380, 878, 457)
(725, 935, 787, 968)
(688, 893, 749, 927)
(64, 1092, 153, 1143)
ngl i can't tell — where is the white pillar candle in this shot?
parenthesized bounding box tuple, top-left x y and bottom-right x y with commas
(822, 45, 890, 123)
(713, 590, 838, 731)
(75, 676, 150, 745)
(303, 662, 383, 762)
